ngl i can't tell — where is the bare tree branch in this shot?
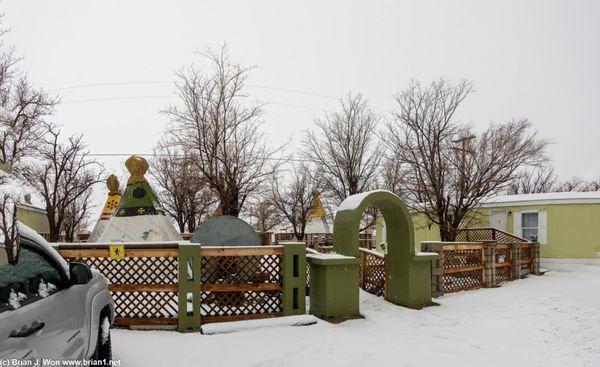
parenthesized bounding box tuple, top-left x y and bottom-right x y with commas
(382, 79, 548, 241)
(163, 45, 284, 217)
(22, 123, 103, 242)
(301, 93, 382, 205)
(269, 163, 321, 240)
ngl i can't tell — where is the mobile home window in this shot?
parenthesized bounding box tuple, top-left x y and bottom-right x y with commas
(521, 212, 538, 241)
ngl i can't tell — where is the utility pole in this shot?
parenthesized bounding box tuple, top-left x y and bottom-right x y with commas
(451, 135, 476, 191)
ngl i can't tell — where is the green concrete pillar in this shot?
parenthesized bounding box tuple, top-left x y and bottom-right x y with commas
(177, 243, 202, 332)
(281, 242, 307, 316)
(307, 254, 360, 319)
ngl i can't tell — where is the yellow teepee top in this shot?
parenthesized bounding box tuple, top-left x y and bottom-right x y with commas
(308, 193, 326, 220)
(125, 155, 149, 185)
(107, 174, 120, 195)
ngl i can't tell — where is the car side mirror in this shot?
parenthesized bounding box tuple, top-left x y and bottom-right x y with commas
(69, 263, 92, 285)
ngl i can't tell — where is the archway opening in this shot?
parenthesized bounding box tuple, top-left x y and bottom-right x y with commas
(333, 190, 435, 308)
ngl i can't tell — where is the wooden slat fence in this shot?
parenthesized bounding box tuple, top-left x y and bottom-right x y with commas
(58, 244, 180, 326)
(494, 243, 512, 283)
(519, 243, 534, 277)
(456, 228, 530, 243)
(199, 246, 284, 324)
(441, 243, 485, 293)
(57, 244, 291, 327)
(359, 248, 387, 297)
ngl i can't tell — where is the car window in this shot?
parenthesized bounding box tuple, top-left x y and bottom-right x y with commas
(0, 246, 65, 312)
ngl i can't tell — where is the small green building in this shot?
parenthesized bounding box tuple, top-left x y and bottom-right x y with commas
(378, 192, 600, 262)
(1, 164, 50, 239)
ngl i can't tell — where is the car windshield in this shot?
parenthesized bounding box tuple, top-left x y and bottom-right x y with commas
(0, 246, 64, 309)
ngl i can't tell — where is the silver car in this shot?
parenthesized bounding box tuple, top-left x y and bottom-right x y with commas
(0, 222, 114, 365)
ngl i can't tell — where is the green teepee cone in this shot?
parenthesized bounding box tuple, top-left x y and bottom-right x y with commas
(114, 155, 165, 217)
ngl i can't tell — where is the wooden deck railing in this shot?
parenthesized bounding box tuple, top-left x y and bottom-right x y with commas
(359, 248, 387, 297)
(422, 241, 540, 296)
(456, 228, 530, 243)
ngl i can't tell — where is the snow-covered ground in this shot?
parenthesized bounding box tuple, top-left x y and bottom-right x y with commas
(112, 267, 600, 367)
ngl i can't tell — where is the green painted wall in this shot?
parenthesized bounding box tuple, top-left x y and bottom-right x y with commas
(478, 204, 600, 258)
(408, 203, 600, 259)
(376, 213, 441, 253)
(16, 206, 50, 234)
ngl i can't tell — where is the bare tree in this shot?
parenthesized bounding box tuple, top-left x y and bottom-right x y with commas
(163, 45, 283, 217)
(62, 186, 93, 242)
(270, 164, 321, 240)
(246, 198, 282, 233)
(581, 179, 600, 191)
(383, 79, 548, 241)
(555, 176, 600, 192)
(0, 194, 18, 263)
(302, 93, 382, 205)
(150, 141, 215, 233)
(555, 177, 584, 192)
(0, 19, 58, 172)
(22, 124, 102, 242)
(508, 165, 557, 194)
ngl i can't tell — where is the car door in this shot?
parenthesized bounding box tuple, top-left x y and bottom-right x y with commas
(0, 245, 87, 361)
(0, 303, 41, 362)
(0, 246, 40, 362)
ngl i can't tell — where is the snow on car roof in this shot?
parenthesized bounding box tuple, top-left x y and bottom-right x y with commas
(480, 191, 600, 207)
(17, 221, 70, 278)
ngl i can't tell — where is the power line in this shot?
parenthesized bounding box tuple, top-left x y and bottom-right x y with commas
(52, 80, 392, 112)
(87, 153, 312, 163)
(50, 80, 340, 101)
(61, 95, 335, 112)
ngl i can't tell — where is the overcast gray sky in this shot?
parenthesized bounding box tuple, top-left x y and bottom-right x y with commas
(3, 0, 600, 224)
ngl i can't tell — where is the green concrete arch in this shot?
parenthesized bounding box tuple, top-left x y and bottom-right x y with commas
(333, 190, 437, 308)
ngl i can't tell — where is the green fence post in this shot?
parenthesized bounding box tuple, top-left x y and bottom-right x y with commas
(281, 242, 307, 316)
(177, 243, 202, 332)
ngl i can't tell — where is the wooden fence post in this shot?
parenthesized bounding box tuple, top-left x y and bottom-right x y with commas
(511, 243, 522, 280)
(483, 242, 497, 288)
(360, 251, 367, 289)
(281, 242, 307, 316)
(177, 243, 202, 332)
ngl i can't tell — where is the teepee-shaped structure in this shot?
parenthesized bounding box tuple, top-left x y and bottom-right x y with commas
(98, 155, 183, 242)
(88, 174, 122, 242)
(304, 193, 331, 234)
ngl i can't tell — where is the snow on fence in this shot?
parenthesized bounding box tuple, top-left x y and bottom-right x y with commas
(57, 243, 306, 329)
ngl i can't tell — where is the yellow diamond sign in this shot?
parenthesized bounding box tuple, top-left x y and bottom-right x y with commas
(109, 244, 125, 260)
